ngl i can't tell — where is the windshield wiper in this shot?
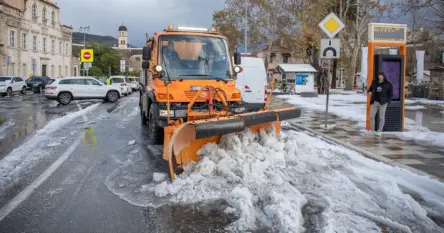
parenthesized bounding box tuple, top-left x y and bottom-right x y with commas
(179, 74, 228, 83)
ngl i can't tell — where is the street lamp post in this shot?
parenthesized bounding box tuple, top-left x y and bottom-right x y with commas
(79, 26, 90, 76)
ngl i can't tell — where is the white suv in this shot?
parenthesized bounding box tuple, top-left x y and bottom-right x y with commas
(45, 77, 122, 105)
(109, 76, 132, 95)
(0, 76, 27, 97)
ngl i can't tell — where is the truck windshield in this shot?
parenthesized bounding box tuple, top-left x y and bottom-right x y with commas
(158, 35, 231, 80)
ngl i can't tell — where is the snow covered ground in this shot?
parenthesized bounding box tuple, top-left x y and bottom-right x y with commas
(278, 93, 444, 147)
(106, 128, 444, 233)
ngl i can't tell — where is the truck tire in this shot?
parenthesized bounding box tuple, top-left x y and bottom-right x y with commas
(148, 104, 164, 144)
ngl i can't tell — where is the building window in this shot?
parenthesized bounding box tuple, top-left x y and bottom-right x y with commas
(283, 55, 289, 64)
(59, 41, 62, 54)
(32, 58, 37, 75)
(51, 11, 55, 24)
(32, 3, 37, 18)
(59, 65, 62, 76)
(10, 31, 16, 48)
(65, 42, 68, 55)
(43, 38, 47, 52)
(9, 63, 15, 76)
(33, 36, 37, 51)
(65, 66, 68, 76)
(22, 33, 27, 49)
(42, 7, 47, 22)
(51, 40, 55, 53)
(51, 65, 54, 77)
(22, 64, 27, 77)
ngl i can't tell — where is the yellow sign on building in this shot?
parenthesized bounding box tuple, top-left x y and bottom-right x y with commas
(81, 49, 94, 63)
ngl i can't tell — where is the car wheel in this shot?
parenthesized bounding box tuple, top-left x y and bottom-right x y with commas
(58, 92, 72, 105)
(20, 86, 26, 95)
(148, 104, 164, 144)
(106, 91, 119, 103)
(6, 88, 12, 97)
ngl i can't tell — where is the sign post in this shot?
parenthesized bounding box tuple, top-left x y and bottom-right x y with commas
(120, 60, 126, 74)
(319, 12, 344, 129)
(83, 62, 92, 76)
(81, 49, 94, 76)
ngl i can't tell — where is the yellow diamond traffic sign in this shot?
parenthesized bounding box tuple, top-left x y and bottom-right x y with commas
(319, 12, 345, 38)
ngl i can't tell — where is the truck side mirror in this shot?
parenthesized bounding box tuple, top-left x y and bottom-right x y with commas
(142, 60, 150, 70)
(234, 52, 241, 65)
(142, 46, 151, 61)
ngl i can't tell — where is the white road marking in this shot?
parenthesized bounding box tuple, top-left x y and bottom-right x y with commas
(0, 101, 97, 222)
(0, 136, 82, 222)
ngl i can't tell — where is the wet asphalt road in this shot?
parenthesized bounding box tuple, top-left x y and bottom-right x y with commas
(0, 93, 247, 233)
(0, 92, 100, 158)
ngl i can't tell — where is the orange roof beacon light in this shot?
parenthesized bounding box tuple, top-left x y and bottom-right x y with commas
(211, 27, 217, 32)
(167, 24, 174, 30)
(366, 23, 407, 132)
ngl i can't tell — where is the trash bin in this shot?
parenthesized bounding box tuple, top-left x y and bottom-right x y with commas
(414, 86, 425, 98)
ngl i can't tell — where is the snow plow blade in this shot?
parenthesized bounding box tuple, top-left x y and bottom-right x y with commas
(163, 107, 301, 180)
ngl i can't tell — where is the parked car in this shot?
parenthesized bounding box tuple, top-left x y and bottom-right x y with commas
(128, 77, 139, 91)
(0, 76, 27, 97)
(235, 57, 267, 111)
(44, 76, 122, 105)
(109, 76, 132, 95)
(26, 76, 52, 93)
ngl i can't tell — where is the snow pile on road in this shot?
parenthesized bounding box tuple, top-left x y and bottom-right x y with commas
(405, 105, 427, 110)
(149, 129, 444, 233)
(37, 103, 100, 134)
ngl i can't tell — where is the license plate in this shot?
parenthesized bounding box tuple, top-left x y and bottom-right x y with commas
(190, 86, 201, 91)
(33, 84, 38, 87)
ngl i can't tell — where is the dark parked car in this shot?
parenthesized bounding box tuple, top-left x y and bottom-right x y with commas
(25, 76, 52, 93)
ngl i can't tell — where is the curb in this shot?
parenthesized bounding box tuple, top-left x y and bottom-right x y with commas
(290, 124, 444, 183)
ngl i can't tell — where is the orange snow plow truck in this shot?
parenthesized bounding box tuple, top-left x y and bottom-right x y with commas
(139, 25, 301, 180)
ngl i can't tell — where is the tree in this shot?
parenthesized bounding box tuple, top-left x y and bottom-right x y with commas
(212, 9, 243, 52)
(87, 66, 103, 77)
(86, 43, 121, 76)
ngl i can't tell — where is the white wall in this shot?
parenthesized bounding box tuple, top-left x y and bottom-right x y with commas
(287, 72, 315, 93)
(0, 0, 72, 78)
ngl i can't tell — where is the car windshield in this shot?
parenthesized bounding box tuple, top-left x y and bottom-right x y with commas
(112, 78, 124, 83)
(0, 77, 12, 82)
(158, 35, 232, 80)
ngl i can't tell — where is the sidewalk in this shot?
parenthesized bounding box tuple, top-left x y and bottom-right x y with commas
(270, 97, 444, 180)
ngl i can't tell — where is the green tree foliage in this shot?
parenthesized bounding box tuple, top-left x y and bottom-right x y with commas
(86, 43, 121, 76)
(87, 66, 103, 77)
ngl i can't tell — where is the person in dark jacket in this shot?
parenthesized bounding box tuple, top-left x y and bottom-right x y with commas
(367, 72, 393, 136)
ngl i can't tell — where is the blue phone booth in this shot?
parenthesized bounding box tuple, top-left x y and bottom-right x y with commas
(373, 54, 405, 132)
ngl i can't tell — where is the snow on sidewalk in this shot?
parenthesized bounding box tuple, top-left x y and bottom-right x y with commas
(279, 94, 444, 147)
(107, 128, 444, 233)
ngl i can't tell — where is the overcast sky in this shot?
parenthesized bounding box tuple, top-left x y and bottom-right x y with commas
(56, 0, 414, 48)
(57, 0, 226, 47)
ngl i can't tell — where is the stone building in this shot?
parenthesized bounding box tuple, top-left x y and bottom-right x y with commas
(0, 0, 72, 78)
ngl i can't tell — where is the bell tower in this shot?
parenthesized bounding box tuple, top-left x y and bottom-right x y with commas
(118, 24, 128, 49)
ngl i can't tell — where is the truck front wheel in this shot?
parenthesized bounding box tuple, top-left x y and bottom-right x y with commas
(148, 104, 164, 144)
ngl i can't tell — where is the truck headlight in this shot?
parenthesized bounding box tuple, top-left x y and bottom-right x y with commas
(232, 107, 245, 113)
(159, 110, 174, 117)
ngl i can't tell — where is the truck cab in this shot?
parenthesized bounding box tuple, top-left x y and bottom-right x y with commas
(139, 25, 244, 144)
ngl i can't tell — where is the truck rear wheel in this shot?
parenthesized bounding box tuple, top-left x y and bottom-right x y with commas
(148, 104, 164, 144)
